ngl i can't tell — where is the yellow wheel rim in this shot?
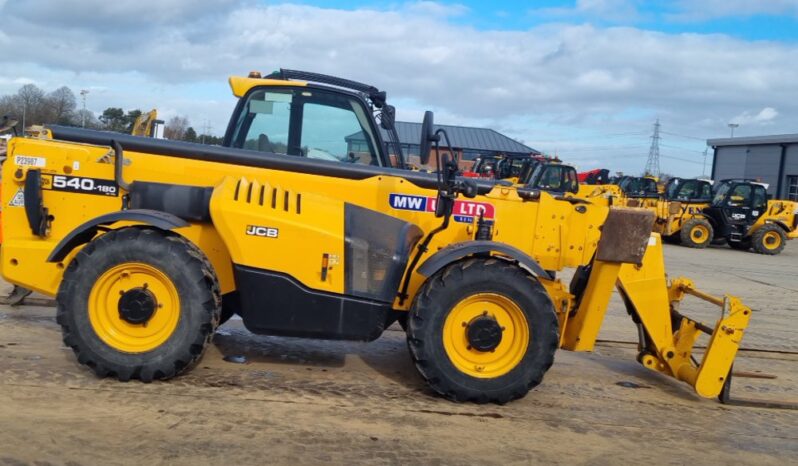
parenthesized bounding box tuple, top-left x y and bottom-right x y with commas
(690, 224, 709, 243)
(88, 263, 180, 353)
(442, 293, 529, 379)
(762, 230, 782, 250)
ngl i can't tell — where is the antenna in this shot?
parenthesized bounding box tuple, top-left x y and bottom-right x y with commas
(644, 118, 661, 177)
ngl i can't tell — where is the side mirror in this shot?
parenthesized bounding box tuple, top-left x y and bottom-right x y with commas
(419, 111, 437, 166)
(434, 194, 453, 218)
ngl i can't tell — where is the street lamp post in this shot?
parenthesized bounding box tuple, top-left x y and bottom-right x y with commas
(728, 123, 739, 138)
(80, 90, 89, 127)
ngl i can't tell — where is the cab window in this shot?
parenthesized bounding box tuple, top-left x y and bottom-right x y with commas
(752, 186, 767, 210)
(727, 184, 751, 207)
(699, 183, 712, 200)
(564, 167, 578, 193)
(237, 90, 292, 154)
(230, 87, 382, 166)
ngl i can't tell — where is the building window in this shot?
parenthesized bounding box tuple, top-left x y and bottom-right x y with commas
(788, 175, 798, 201)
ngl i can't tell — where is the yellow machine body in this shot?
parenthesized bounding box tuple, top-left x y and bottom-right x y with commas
(651, 199, 710, 237)
(0, 72, 753, 401)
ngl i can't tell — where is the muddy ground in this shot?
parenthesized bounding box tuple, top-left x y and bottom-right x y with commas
(1, 243, 796, 465)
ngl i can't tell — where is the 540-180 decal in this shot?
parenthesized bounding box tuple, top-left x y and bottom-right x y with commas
(42, 174, 118, 197)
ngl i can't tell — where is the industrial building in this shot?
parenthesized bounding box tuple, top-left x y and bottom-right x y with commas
(347, 121, 538, 168)
(709, 134, 798, 201)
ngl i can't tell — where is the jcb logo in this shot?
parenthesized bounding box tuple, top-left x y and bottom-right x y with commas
(246, 225, 279, 238)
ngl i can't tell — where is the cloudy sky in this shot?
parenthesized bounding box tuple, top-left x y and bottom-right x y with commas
(1, 0, 797, 176)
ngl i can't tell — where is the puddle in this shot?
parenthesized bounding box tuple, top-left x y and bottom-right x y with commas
(223, 354, 248, 364)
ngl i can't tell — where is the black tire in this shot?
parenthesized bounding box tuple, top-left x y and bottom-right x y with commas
(728, 239, 751, 251)
(680, 218, 713, 248)
(407, 258, 559, 404)
(751, 224, 787, 255)
(56, 228, 221, 382)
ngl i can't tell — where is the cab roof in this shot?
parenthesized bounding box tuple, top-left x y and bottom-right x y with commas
(229, 76, 306, 98)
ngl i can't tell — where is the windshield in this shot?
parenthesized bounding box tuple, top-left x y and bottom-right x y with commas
(712, 182, 731, 206)
(665, 179, 681, 199)
(669, 180, 710, 201)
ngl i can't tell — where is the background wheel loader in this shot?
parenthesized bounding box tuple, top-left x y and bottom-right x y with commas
(0, 69, 753, 403)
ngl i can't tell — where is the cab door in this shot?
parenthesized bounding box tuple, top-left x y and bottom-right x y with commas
(723, 183, 753, 226)
(749, 184, 768, 224)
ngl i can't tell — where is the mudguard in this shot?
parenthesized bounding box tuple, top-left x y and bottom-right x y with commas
(46, 209, 189, 262)
(416, 240, 551, 280)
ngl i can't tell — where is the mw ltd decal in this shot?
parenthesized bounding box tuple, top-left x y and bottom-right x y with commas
(388, 193, 495, 223)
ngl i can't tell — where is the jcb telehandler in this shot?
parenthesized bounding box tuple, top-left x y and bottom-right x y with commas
(515, 159, 620, 207)
(683, 179, 798, 254)
(652, 177, 714, 246)
(615, 176, 660, 208)
(0, 69, 752, 403)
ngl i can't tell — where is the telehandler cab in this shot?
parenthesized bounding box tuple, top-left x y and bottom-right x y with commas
(616, 176, 660, 208)
(0, 69, 753, 403)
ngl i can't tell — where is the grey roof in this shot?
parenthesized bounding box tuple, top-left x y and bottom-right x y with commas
(708, 133, 798, 147)
(382, 122, 538, 154)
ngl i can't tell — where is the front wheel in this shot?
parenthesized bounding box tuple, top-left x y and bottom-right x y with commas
(407, 258, 559, 404)
(751, 224, 787, 255)
(56, 228, 221, 382)
(680, 218, 713, 248)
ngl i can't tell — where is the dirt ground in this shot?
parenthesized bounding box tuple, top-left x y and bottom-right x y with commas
(0, 243, 796, 465)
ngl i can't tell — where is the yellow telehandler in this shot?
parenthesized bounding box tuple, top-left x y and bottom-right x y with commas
(651, 177, 714, 246)
(0, 69, 752, 403)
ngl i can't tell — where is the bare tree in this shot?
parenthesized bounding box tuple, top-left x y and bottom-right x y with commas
(164, 115, 190, 140)
(16, 84, 48, 127)
(47, 86, 77, 125)
(75, 109, 101, 129)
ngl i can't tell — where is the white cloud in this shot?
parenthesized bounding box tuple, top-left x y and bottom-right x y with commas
(0, 1, 795, 177)
(533, 0, 642, 22)
(668, 0, 798, 21)
(731, 107, 779, 125)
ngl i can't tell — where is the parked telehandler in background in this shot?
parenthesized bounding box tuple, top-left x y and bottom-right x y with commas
(0, 69, 752, 403)
(615, 175, 661, 208)
(683, 179, 798, 254)
(652, 177, 714, 247)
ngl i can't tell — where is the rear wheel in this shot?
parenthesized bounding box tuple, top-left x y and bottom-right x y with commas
(680, 218, 713, 248)
(407, 258, 558, 404)
(751, 224, 786, 255)
(57, 228, 221, 382)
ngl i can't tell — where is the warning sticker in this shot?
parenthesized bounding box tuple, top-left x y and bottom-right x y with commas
(8, 189, 24, 207)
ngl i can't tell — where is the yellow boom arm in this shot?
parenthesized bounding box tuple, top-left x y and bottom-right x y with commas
(560, 210, 751, 399)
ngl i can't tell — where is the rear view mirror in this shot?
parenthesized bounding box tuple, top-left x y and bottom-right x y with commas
(419, 111, 436, 166)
